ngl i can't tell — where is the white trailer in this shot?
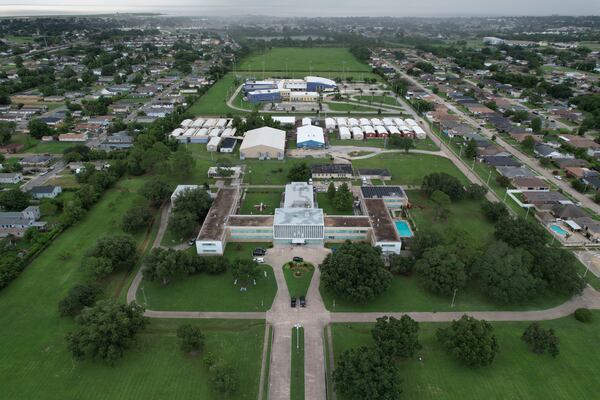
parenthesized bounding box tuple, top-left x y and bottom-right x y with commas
(302, 117, 312, 126)
(336, 117, 348, 127)
(347, 118, 359, 127)
(339, 126, 352, 140)
(359, 118, 371, 127)
(207, 136, 222, 152)
(386, 126, 400, 135)
(180, 119, 193, 128)
(371, 118, 384, 127)
(352, 127, 365, 140)
(325, 118, 336, 131)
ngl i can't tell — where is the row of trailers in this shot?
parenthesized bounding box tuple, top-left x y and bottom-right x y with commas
(169, 118, 238, 152)
(324, 117, 426, 140)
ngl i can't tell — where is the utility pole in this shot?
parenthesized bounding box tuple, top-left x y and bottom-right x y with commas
(451, 288, 457, 308)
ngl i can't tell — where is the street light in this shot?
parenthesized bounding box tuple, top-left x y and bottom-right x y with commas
(294, 323, 302, 350)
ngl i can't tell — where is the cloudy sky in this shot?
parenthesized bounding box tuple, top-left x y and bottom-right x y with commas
(0, 0, 599, 17)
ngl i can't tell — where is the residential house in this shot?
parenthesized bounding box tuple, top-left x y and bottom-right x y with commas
(0, 172, 23, 184)
(29, 185, 62, 199)
(534, 143, 570, 159)
(481, 155, 522, 168)
(0, 206, 45, 238)
(20, 155, 52, 167)
(512, 177, 549, 191)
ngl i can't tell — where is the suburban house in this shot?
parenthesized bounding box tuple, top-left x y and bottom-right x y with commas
(20, 155, 53, 167)
(0, 206, 45, 238)
(512, 177, 549, 191)
(534, 143, 570, 159)
(29, 185, 62, 199)
(58, 133, 88, 142)
(0, 172, 23, 184)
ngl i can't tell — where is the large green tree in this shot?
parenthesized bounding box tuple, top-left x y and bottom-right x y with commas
(0, 189, 30, 211)
(422, 172, 465, 201)
(177, 324, 205, 353)
(334, 346, 401, 400)
(232, 259, 260, 288)
(288, 162, 311, 182)
(321, 241, 392, 303)
(521, 322, 559, 357)
(372, 315, 421, 358)
(140, 177, 173, 208)
(66, 300, 147, 365)
(143, 247, 181, 285)
(436, 315, 499, 367)
(416, 245, 467, 297)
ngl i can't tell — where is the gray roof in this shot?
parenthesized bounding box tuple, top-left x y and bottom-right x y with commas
(273, 208, 324, 226)
(284, 182, 314, 208)
(361, 186, 406, 199)
(496, 166, 536, 179)
(311, 164, 353, 174)
(30, 185, 58, 194)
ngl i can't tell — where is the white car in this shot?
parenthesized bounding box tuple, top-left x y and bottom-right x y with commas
(253, 257, 265, 264)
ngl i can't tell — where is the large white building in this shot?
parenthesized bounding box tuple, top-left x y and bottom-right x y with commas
(239, 127, 286, 160)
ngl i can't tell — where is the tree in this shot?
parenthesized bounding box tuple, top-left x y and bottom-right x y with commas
(140, 177, 173, 208)
(531, 117, 542, 133)
(495, 175, 511, 188)
(170, 149, 195, 177)
(389, 136, 414, 152)
(482, 201, 508, 222)
(0, 121, 15, 146)
(416, 245, 467, 296)
(176, 324, 205, 353)
(321, 241, 392, 303)
(66, 300, 147, 365)
(172, 187, 213, 220)
(86, 234, 138, 276)
(82, 256, 113, 278)
(522, 135, 536, 151)
(476, 241, 538, 304)
(333, 182, 354, 211)
(288, 162, 311, 182)
(465, 184, 487, 200)
(521, 323, 559, 357)
(143, 248, 180, 285)
(422, 173, 465, 201)
(209, 365, 239, 395)
(0, 189, 30, 211)
(412, 229, 444, 259)
(27, 118, 54, 139)
(430, 190, 451, 221)
(334, 346, 401, 400)
(372, 315, 421, 358)
(169, 210, 197, 238)
(121, 204, 153, 233)
(465, 139, 478, 159)
(529, 247, 585, 297)
(58, 284, 101, 317)
(387, 254, 415, 276)
(436, 315, 499, 367)
(231, 259, 260, 287)
(327, 182, 336, 201)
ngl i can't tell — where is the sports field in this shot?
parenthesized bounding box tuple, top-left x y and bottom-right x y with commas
(331, 314, 600, 399)
(0, 178, 265, 399)
(238, 48, 372, 72)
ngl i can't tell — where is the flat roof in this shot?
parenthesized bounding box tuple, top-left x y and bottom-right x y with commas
(228, 215, 274, 227)
(324, 216, 371, 228)
(363, 199, 400, 242)
(311, 164, 353, 174)
(361, 186, 406, 199)
(284, 182, 314, 208)
(197, 187, 239, 242)
(274, 208, 324, 226)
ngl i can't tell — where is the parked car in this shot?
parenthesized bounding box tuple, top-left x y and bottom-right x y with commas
(188, 239, 195, 246)
(291, 297, 297, 308)
(299, 296, 306, 307)
(253, 257, 265, 264)
(253, 248, 266, 257)
(293, 256, 304, 263)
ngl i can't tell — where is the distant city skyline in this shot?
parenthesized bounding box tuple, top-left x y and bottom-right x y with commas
(0, 0, 599, 17)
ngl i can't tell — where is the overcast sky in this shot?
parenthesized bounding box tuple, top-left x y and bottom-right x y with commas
(1, 0, 599, 17)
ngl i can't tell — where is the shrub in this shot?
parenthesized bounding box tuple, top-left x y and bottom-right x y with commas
(574, 308, 592, 323)
(58, 284, 101, 317)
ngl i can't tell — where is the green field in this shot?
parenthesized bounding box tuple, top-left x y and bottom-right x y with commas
(239, 189, 283, 215)
(139, 264, 277, 312)
(324, 101, 379, 112)
(331, 314, 600, 399)
(352, 153, 469, 186)
(0, 177, 267, 399)
(283, 262, 315, 298)
(291, 326, 305, 400)
(355, 95, 401, 106)
(316, 193, 354, 216)
(238, 48, 372, 72)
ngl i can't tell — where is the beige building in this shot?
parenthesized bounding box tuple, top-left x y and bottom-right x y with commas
(239, 127, 286, 160)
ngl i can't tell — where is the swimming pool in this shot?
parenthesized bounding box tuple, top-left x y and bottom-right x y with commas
(550, 225, 568, 236)
(394, 220, 414, 238)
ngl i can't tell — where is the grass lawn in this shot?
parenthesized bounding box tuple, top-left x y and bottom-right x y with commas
(355, 95, 400, 106)
(29, 141, 78, 154)
(316, 193, 354, 216)
(352, 153, 470, 186)
(239, 189, 282, 215)
(238, 48, 372, 72)
(139, 264, 277, 312)
(324, 101, 379, 112)
(187, 73, 239, 116)
(283, 262, 315, 298)
(0, 176, 267, 399)
(261, 325, 273, 400)
(46, 174, 80, 189)
(243, 158, 326, 185)
(290, 326, 305, 400)
(331, 314, 600, 400)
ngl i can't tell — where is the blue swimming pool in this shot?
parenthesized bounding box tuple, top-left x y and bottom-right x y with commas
(395, 220, 414, 238)
(550, 225, 568, 236)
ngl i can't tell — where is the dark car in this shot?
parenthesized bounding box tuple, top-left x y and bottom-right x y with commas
(299, 296, 306, 307)
(293, 256, 304, 263)
(253, 248, 266, 257)
(291, 297, 297, 308)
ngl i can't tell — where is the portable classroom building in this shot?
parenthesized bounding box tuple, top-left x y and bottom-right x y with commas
(221, 128, 236, 137)
(382, 118, 395, 126)
(363, 125, 377, 138)
(413, 126, 426, 139)
(181, 119, 193, 128)
(207, 136, 222, 152)
(375, 126, 389, 136)
(405, 118, 418, 127)
(393, 118, 405, 126)
(359, 118, 371, 127)
(191, 119, 204, 128)
(190, 132, 209, 144)
(386, 126, 400, 135)
(336, 117, 348, 127)
(339, 127, 352, 140)
(371, 118, 384, 127)
(325, 118, 336, 131)
(203, 119, 218, 128)
(216, 119, 227, 128)
(170, 128, 184, 138)
(302, 117, 312, 126)
(209, 128, 221, 137)
(348, 118, 359, 127)
(219, 137, 237, 153)
(352, 127, 365, 140)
